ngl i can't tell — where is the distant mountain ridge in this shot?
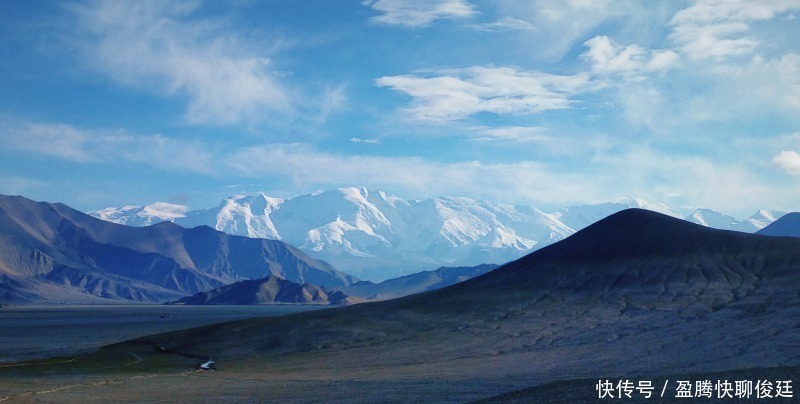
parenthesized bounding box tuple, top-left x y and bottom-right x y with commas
(170, 275, 362, 306)
(686, 208, 786, 233)
(343, 263, 501, 300)
(0, 195, 356, 304)
(89, 188, 786, 281)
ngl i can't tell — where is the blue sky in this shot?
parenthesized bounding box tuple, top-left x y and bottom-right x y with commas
(1, 0, 799, 218)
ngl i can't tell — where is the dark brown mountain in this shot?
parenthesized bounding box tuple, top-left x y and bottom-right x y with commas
(170, 275, 363, 305)
(0, 195, 357, 304)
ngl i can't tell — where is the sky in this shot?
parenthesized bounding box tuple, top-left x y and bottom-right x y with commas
(0, 0, 799, 219)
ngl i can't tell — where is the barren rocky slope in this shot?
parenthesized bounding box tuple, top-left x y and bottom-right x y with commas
(2, 209, 798, 402)
(0, 195, 355, 304)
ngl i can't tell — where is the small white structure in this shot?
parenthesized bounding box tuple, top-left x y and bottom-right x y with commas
(199, 359, 216, 370)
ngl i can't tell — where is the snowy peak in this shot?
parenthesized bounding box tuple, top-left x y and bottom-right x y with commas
(272, 188, 395, 258)
(211, 193, 284, 240)
(553, 197, 680, 232)
(685, 208, 738, 229)
(731, 209, 787, 233)
(612, 197, 681, 217)
(429, 197, 565, 251)
(0, 194, 355, 304)
(685, 208, 786, 232)
(89, 202, 188, 226)
(434, 198, 494, 247)
(88, 189, 786, 281)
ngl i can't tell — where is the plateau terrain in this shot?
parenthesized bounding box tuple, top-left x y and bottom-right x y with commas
(2, 209, 798, 402)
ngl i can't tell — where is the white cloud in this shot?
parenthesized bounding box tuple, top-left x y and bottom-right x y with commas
(772, 150, 800, 175)
(670, 21, 757, 60)
(4, 121, 95, 162)
(467, 126, 586, 156)
(69, 0, 290, 126)
(317, 85, 348, 122)
(669, 0, 800, 60)
(665, 52, 800, 125)
(773, 54, 800, 110)
(350, 137, 382, 144)
(583, 36, 679, 78)
(469, 126, 549, 143)
(115, 134, 216, 174)
(581, 32, 800, 130)
(8, 117, 795, 217)
(486, 0, 651, 62)
(224, 141, 800, 217)
(589, 144, 792, 218)
(375, 66, 591, 121)
(0, 119, 215, 174)
(470, 17, 536, 32)
(375, 35, 680, 123)
(363, 0, 476, 28)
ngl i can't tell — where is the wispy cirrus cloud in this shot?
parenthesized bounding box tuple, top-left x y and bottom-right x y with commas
(3, 120, 96, 162)
(375, 0, 799, 129)
(68, 0, 290, 126)
(1, 119, 215, 174)
(469, 17, 536, 32)
(469, 126, 550, 143)
(0, 174, 48, 196)
(375, 66, 591, 122)
(350, 137, 381, 144)
(669, 0, 800, 60)
(484, 0, 646, 61)
(363, 0, 476, 28)
(467, 126, 584, 156)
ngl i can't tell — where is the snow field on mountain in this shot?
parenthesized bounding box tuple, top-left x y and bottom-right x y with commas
(89, 188, 786, 281)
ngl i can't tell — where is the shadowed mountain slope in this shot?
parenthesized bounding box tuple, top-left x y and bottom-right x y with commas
(0, 195, 356, 304)
(122, 209, 800, 381)
(461, 208, 799, 304)
(343, 263, 500, 300)
(170, 275, 363, 306)
(756, 212, 800, 237)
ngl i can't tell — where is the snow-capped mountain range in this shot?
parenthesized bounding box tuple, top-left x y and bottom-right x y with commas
(89, 187, 787, 281)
